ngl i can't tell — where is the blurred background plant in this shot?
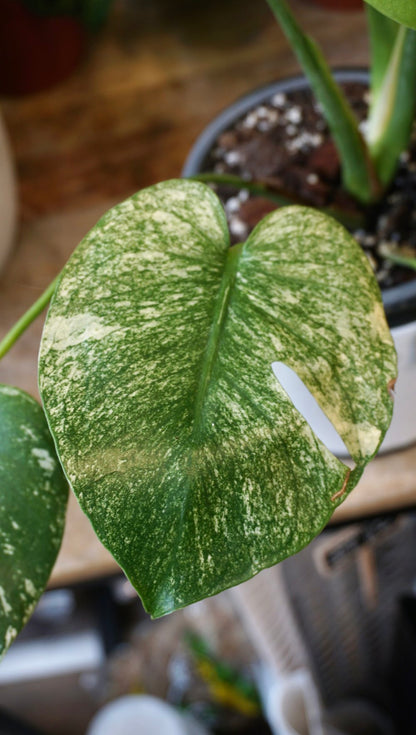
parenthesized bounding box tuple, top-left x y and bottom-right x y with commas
(19, 0, 114, 30)
(0, 0, 114, 95)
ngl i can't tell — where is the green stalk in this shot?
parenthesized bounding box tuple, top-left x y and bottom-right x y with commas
(382, 252, 416, 271)
(265, 0, 381, 203)
(191, 172, 295, 207)
(0, 277, 58, 360)
(190, 173, 365, 230)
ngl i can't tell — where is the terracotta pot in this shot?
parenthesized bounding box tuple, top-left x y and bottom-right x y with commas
(0, 0, 86, 96)
(183, 71, 416, 455)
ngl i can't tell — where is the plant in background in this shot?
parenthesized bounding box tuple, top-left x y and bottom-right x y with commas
(0, 0, 114, 96)
(265, 0, 416, 206)
(198, 0, 416, 272)
(0, 0, 406, 657)
(186, 631, 261, 717)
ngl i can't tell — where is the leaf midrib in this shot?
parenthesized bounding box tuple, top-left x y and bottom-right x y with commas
(191, 242, 243, 442)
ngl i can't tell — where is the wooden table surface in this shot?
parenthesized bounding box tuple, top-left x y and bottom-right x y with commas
(1, 0, 415, 587)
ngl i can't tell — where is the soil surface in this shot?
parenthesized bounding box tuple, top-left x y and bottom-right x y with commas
(202, 82, 416, 291)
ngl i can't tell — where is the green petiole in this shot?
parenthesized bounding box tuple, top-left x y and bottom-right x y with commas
(190, 172, 365, 230)
(382, 251, 416, 271)
(0, 276, 59, 360)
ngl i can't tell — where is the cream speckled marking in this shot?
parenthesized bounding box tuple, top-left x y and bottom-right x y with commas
(0, 386, 19, 397)
(0, 588, 11, 615)
(31, 448, 56, 474)
(42, 314, 125, 352)
(24, 579, 36, 598)
(21, 425, 37, 441)
(4, 627, 17, 650)
(39, 181, 396, 618)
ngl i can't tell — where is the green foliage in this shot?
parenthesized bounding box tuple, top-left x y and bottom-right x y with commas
(366, 4, 399, 97)
(265, 0, 379, 204)
(21, 0, 113, 29)
(0, 386, 68, 657)
(264, 0, 416, 203)
(38, 180, 396, 618)
(366, 17, 416, 186)
(365, 0, 416, 30)
(0, 0, 407, 649)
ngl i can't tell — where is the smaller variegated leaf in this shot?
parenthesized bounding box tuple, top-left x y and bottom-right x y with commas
(0, 386, 68, 656)
(39, 180, 396, 618)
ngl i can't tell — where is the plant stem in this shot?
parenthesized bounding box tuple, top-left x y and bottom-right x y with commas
(0, 276, 59, 360)
(190, 173, 365, 230)
(383, 252, 416, 271)
(264, 0, 381, 203)
(191, 172, 294, 206)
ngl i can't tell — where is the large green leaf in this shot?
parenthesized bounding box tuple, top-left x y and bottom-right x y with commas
(0, 386, 68, 656)
(365, 1, 416, 30)
(39, 180, 396, 618)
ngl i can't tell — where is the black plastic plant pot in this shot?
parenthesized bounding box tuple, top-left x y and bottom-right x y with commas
(182, 70, 416, 455)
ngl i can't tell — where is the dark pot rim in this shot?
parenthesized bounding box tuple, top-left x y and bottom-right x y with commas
(182, 69, 416, 327)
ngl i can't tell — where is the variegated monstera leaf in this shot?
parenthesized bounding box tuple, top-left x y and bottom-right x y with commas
(0, 386, 68, 656)
(365, 0, 416, 29)
(39, 180, 396, 618)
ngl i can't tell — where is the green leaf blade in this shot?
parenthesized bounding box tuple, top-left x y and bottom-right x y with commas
(39, 181, 396, 618)
(0, 386, 68, 656)
(367, 23, 416, 186)
(240, 207, 396, 461)
(366, 4, 400, 98)
(365, 0, 416, 30)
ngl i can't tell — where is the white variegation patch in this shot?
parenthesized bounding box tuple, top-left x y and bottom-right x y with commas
(31, 448, 56, 474)
(42, 314, 124, 352)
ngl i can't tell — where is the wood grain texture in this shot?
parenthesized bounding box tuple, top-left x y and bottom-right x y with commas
(1, 0, 413, 588)
(1, 0, 369, 221)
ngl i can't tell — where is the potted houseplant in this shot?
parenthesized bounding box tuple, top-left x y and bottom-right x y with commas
(183, 0, 416, 454)
(0, 0, 409, 658)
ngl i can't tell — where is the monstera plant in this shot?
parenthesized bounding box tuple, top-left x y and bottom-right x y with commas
(0, 179, 396, 655)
